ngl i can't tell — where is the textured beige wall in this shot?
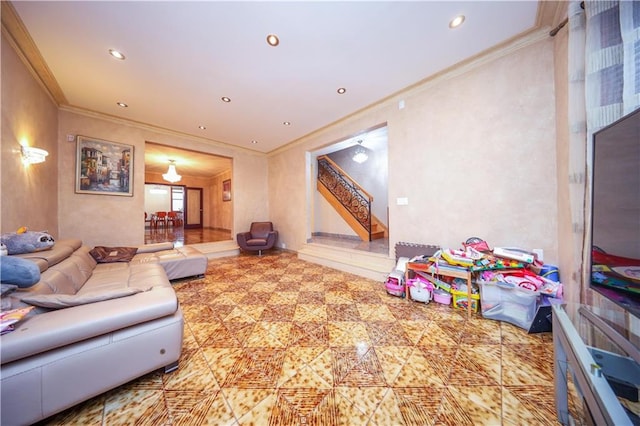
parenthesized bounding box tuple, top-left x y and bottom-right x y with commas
(210, 170, 233, 231)
(270, 34, 560, 264)
(1, 35, 59, 235)
(57, 110, 266, 247)
(314, 194, 358, 238)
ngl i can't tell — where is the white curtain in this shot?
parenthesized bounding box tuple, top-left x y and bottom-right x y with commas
(568, 1, 587, 302)
(585, 1, 640, 131)
(568, 0, 640, 301)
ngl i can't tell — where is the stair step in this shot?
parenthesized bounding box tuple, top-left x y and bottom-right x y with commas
(371, 231, 385, 240)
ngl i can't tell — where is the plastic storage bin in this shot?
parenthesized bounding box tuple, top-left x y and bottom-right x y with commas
(478, 280, 539, 329)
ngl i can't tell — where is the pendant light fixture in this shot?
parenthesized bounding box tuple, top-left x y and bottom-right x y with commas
(163, 159, 182, 183)
(352, 140, 368, 164)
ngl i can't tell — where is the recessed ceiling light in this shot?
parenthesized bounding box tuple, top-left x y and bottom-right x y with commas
(337, 88, 346, 94)
(251, 140, 258, 144)
(266, 34, 280, 47)
(449, 15, 465, 29)
(116, 102, 128, 108)
(109, 49, 126, 60)
(283, 121, 291, 126)
(221, 97, 231, 103)
(198, 125, 206, 130)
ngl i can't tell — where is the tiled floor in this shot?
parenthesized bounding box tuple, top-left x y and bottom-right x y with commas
(40, 251, 560, 425)
(145, 226, 232, 246)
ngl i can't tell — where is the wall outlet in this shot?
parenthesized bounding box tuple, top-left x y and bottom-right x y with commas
(281, 243, 286, 249)
(397, 197, 409, 205)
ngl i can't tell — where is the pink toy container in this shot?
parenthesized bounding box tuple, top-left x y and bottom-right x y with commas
(433, 289, 452, 305)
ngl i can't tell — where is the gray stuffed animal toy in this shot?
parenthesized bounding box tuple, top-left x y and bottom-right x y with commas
(0, 229, 55, 255)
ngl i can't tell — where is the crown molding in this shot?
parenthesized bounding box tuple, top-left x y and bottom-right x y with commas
(58, 105, 265, 157)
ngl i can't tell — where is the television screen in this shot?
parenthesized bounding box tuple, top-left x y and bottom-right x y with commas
(591, 107, 640, 316)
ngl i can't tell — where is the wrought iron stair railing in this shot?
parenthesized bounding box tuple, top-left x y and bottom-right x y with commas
(317, 155, 373, 241)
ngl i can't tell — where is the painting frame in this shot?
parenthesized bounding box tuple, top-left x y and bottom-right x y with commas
(222, 179, 231, 201)
(75, 135, 134, 197)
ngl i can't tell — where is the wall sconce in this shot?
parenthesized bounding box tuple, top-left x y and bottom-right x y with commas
(162, 159, 182, 183)
(21, 145, 49, 165)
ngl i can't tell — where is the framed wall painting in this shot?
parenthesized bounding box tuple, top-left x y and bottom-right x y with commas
(75, 135, 134, 196)
(222, 179, 231, 201)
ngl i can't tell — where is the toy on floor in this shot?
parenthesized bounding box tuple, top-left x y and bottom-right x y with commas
(385, 256, 410, 298)
(407, 275, 434, 303)
(0, 227, 55, 255)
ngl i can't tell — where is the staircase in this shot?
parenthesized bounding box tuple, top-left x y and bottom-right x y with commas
(317, 156, 387, 241)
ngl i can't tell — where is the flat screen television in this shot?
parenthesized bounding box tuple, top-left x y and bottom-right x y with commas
(591, 106, 640, 316)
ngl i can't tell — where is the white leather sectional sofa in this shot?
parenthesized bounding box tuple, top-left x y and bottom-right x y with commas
(0, 239, 207, 425)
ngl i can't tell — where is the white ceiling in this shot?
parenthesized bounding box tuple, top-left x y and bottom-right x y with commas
(10, 1, 544, 177)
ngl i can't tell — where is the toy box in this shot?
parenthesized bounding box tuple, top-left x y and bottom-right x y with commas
(451, 289, 480, 312)
(478, 280, 539, 329)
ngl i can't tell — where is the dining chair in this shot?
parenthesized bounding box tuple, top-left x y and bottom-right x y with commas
(155, 211, 168, 228)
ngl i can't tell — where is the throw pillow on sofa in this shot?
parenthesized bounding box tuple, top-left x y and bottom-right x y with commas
(89, 246, 138, 263)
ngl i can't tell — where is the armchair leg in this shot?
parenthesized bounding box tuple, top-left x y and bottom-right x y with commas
(258, 250, 262, 256)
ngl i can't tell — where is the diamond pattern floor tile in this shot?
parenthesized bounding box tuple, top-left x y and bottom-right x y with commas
(40, 250, 560, 425)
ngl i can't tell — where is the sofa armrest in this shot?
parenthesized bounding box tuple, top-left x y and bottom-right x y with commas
(136, 242, 175, 254)
(0, 287, 178, 364)
(236, 232, 251, 244)
(266, 231, 278, 246)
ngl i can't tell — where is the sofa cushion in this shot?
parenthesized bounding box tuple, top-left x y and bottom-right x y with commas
(48, 257, 93, 293)
(14, 239, 82, 272)
(130, 246, 207, 280)
(21, 286, 147, 309)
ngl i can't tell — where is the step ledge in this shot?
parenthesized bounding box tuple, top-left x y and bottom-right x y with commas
(298, 243, 395, 281)
(189, 241, 240, 259)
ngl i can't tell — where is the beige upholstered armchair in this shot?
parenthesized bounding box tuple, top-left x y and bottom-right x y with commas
(236, 222, 278, 255)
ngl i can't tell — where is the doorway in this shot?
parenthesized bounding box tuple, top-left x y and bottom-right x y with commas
(185, 187, 203, 229)
(144, 141, 234, 245)
(307, 124, 389, 255)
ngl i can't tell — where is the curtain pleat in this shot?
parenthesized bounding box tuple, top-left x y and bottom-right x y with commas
(573, 0, 640, 303)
